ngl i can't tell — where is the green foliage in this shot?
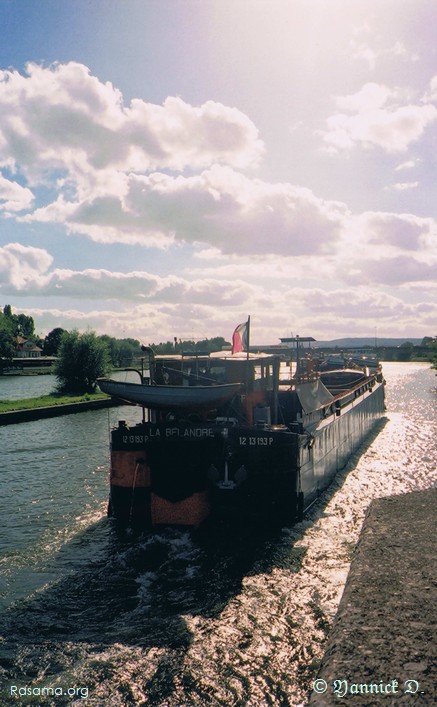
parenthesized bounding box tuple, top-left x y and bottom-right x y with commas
(0, 392, 108, 413)
(149, 336, 230, 355)
(54, 329, 111, 393)
(43, 327, 67, 355)
(196, 336, 230, 352)
(98, 335, 142, 367)
(0, 313, 15, 367)
(396, 341, 414, 361)
(16, 312, 35, 337)
(421, 336, 437, 368)
(2, 305, 34, 337)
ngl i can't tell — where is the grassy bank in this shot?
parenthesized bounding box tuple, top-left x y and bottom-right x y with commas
(0, 392, 109, 413)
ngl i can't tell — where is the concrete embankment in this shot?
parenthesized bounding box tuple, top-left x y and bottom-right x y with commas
(310, 488, 436, 706)
(0, 398, 121, 425)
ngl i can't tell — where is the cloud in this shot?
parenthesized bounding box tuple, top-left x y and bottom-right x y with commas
(353, 255, 437, 286)
(349, 36, 419, 71)
(321, 82, 437, 153)
(0, 243, 262, 310)
(24, 283, 437, 343)
(1, 59, 434, 343)
(395, 160, 417, 172)
(423, 75, 437, 103)
(335, 83, 392, 112)
(388, 41, 419, 61)
(357, 211, 434, 251)
(0, 61, 264, 186)
(187, 251, 337, 287)
(350, 42, 378, 70)
(294, 286, 413, 319)
(0, 62, 350, 258)
(0, 175, 34, 212)
(0, 243, 52, 289)
(385, 182, 418, 192)
(274, 285, 437, 341)
(23, 165, 349, 255)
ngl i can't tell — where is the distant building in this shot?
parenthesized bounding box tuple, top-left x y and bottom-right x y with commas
(15, 336, 43, 358)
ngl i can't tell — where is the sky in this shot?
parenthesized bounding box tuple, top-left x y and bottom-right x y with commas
(0, 0, 436, 345)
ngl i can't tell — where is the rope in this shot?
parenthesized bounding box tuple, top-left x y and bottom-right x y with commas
(128, 461, 140, 526)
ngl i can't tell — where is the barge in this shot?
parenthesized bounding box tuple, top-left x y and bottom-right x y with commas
(99, 337, 385, 528)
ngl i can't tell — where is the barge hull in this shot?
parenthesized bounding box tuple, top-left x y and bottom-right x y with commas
(300, 378, 385, 508)
(108, 379, 385, 528)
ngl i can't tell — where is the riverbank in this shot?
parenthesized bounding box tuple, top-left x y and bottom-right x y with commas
(310, 488, 436, 706)
(0, 395, 121, 425)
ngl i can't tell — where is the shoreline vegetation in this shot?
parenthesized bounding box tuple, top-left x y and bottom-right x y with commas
(0, 359, 435, 416)
(0, 392, 110, 414)
(0, 362, 434, 426)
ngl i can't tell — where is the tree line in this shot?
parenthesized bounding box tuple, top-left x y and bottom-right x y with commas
(1, 304, 435, 394)
(0, 305, 231, 393)
(0, 305, 145, 390)
(0, 305, 144, 366)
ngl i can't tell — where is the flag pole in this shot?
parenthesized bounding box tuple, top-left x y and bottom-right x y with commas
(246, 315, 251, 361)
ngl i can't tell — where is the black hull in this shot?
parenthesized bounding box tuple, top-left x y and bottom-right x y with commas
(108, 378, 385, 528)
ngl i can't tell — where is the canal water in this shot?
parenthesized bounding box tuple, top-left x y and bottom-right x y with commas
(0, 373, 57, 401)
(0, 363, 435, 706)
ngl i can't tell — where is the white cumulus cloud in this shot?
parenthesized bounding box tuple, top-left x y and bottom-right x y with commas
(321, 82, 437, 153)
(0, 175, 34, 212)
(0, 61, 264, 186)
(23, 165, 349, 256)
(0, 243, 53, 290)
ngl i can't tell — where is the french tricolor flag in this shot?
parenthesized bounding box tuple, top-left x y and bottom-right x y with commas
(232, 318, 250, 354)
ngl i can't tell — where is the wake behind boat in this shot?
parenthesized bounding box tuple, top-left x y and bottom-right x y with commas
(97, 378, 242, 410)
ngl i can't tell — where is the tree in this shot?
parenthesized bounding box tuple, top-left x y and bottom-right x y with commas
(98, 335, 143, 367)
(54, 330, 111, 394)
(43, 327, 67, 355)
(149, 337, 231, 355)
(16, 313, 35, 337)
(396, 341, 414, 361)
(2, 305, 34, 337)
(0, 312, 15, 371)
(422, 336, 437, 368)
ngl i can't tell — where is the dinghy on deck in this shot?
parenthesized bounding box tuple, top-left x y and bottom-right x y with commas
(97, 378, 242, 411)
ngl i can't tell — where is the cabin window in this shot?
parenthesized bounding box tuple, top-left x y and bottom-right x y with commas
(265, 364, 273, 390)
(253, 363, 275, 391)
(253, 365, 264, 391)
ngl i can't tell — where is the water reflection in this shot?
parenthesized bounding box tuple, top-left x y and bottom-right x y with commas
(0, 420, 389, 706)
(0, 364, 435, 706)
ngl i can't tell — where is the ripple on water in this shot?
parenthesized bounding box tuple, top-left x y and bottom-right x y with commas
(0, 363, 435, 706)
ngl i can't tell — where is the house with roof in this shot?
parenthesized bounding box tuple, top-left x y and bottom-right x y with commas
(15, 336, 43, 358)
